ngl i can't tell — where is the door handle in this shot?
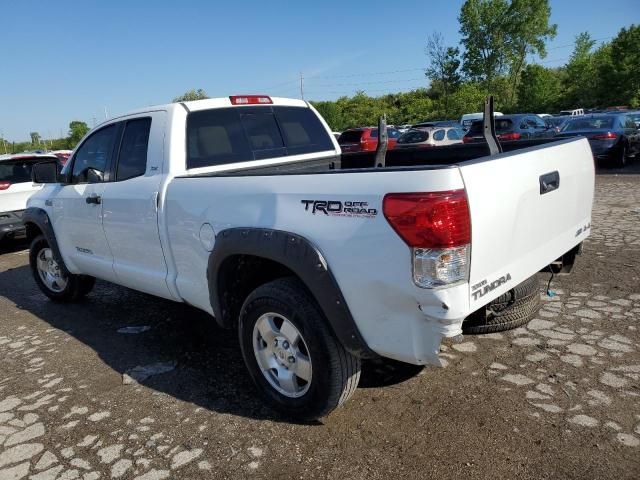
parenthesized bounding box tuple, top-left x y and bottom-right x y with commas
(85, 194, 102, 205)
(539, 171, 560, 195)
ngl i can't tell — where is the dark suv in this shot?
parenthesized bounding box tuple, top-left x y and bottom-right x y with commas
(463, 114, 555, 143)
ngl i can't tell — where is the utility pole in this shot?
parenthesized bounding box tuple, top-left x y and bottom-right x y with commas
(104, 106, 108, 120)
(300, 72, 304, 100)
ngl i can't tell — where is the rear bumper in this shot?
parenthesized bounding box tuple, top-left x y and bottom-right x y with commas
(0, 210, 26, 241)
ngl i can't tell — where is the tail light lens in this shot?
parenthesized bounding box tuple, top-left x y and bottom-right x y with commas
(383, 190, 471, 288)
(0, 181, 10, 190)
(497, 132, 521, 141)
(462, 136, 473, 143)
(591, 132, 617, 140)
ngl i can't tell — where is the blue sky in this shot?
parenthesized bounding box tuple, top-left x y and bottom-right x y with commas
(0, 0, 635, 141)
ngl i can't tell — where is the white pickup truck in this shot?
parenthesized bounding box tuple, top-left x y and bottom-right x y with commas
(25, 95, 595, 420)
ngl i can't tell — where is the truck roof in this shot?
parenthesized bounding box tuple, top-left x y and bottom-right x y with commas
(98, 96, 309, 127)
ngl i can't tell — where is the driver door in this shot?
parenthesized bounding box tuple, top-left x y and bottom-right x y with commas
(50, 123, 119, 281)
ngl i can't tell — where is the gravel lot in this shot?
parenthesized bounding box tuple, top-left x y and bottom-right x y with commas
(0, 169, 639, 480)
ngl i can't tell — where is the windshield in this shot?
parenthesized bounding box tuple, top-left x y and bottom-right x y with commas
(468, 119, 513, 135)
(561, 117, 615, 132)
(398, 130, 429, 144)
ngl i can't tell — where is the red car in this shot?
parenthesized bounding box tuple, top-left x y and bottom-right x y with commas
(338, 127, 400, 153)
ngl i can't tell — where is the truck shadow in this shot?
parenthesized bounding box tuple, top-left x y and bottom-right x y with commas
(0, 264, 421, 424)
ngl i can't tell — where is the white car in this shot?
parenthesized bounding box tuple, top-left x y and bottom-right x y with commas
(0, 153, 58, 244)
(460, 111, 504, 130)
(395, 126, 466, 149)
(24, 95, 594, 419)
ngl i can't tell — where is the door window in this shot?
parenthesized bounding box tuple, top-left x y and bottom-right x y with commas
(116, 118, 151, 181)
(71, 125, 117, 183)
(432, 129, 446, 141)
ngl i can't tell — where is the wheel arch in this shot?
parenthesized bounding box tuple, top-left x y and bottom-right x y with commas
(22, 207, 69, 275)
(207, 228, 375, 359)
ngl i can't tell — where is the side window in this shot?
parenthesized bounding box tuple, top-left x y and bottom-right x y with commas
(625, 116, 636, 129)
(447, 129, 461, 140)
(116, 118, 151, 181)
(433, 129, 445, 141)
(71, 125, 117, 184)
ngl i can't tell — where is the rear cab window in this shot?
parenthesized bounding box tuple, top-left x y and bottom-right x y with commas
(337, 130, 364, 144)
(187, 106, 334, 169)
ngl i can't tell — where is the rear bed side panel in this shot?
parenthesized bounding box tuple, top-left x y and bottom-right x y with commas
(459, 138, 595, 310)
(165, 167, 468, 365)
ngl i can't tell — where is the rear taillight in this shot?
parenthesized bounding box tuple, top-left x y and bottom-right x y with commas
(462, 136, 473, 143)
(497, 132, 521, 141)
(229, 95, 272, 105)
(0, 181, 10, 190)
(591, 132, 617, 140)
(383, 190, 471, 288)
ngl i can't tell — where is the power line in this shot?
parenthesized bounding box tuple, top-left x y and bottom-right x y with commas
(307, 67, 426, 80)
(309, 77, 426, 88)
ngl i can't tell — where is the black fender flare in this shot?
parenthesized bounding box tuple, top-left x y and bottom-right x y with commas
(207, 228, 375, 359)
(22, 207, 69, 276)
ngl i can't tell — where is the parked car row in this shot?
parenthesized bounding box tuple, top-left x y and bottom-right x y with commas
(337, 109, 640, 168)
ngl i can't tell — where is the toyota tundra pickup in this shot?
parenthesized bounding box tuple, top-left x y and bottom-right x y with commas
(24, 95, 595, 420)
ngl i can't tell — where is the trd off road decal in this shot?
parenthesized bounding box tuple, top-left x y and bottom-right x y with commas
(471, 273, 512, 301)
(301, 200, 377, 218)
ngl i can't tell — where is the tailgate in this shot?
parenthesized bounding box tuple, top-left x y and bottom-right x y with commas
(459, 138, 594, 310)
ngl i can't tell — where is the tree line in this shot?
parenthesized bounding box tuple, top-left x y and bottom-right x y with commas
(1, 121, 89, 155)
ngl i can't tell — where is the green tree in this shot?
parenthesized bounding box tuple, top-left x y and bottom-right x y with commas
(562, 32, 598, 108)
(597, 25, 640, 107)
(458, 0, 511, 87)
(447, 82, 490, 118)
(68, 121, 89, 149)
(425, 32, 461, 115)
(29, 132, 41, 146)
(503, 0, 557, 104)
(516, 64, 561, 112)
(172, 89, 209, 102)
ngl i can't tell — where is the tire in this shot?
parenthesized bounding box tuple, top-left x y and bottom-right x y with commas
(29, 235, 95, 302)
(616, 144, 627, 168)
(462, 274, 541, 335)
(238, 277, 361, 421)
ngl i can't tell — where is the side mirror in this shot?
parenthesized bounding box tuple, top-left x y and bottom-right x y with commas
(86, 168, 104, 183)
(32, 160, 61, 184)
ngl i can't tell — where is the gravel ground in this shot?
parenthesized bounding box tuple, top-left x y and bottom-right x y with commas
(0, 171, 639, 480)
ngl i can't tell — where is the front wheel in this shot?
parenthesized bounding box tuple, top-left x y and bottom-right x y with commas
(239, 277, 361, 421)
(29, 235, 95, 302)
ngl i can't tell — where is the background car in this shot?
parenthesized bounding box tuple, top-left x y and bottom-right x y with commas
(412, 120, 459, 129)
(395, 126, 466, 149)
(555, 113, 640, 167)
(545, 115, 574, 133)
(0, 153, 59, 244)
(50, 149, 73, 166)
(463, 114, 555, 143)
(460, 111, 504, 130)
(337, 127, 401, 153)
(559, 108, 585, 116)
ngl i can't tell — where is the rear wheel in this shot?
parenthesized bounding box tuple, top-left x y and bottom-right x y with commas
(239, 277, 361, 421)
(29, 235, 95, 302)
(616, 144, 627, 168)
